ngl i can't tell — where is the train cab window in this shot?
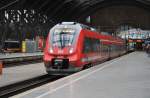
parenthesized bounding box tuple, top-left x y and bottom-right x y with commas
(52, 28, 76, 48)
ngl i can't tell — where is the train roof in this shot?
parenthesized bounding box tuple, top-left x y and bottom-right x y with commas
(57, 22, 97, 32)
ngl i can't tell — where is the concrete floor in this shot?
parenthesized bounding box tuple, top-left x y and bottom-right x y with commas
(11, 52, 150, 98)
(0, 63, 46, 87)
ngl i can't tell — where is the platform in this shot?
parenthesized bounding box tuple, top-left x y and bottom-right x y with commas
(11, 52, 150, 98)
(0, 62, 46, 87)
(0, 52, 43, 66)
(0, 52, 43, 59)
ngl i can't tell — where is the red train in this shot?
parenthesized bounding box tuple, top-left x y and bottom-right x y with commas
(44, 22, 126, 75)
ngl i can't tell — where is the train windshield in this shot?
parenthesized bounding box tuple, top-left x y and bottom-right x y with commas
(52, 28, 76, 48)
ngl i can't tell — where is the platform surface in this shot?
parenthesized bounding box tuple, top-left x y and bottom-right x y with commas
(0, 52, 43, 59)
(0, 63, 46, 87)
(12, 52, 150, 98)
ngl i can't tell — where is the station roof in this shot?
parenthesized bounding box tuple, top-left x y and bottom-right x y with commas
(1, 0, 150, 22)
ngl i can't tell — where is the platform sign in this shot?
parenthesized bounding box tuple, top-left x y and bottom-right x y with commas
(137, 40, 142, 42)
(128, 39, 133, 42)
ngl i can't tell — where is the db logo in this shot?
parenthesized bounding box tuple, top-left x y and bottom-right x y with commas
(58, 50, 63, 53)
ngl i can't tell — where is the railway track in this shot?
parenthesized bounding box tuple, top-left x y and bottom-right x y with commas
(0, 74, 63, 97)
(4, 59, 43, 68)
(0, 57, 43, 68)
(1, 56, 43, 68)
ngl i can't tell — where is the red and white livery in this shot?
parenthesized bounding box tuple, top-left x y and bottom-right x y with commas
(44, 22, 126, 75)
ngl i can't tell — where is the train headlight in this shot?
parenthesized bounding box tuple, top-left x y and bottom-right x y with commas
(69, 48, 74, 54)
(49, 48, 53, 53)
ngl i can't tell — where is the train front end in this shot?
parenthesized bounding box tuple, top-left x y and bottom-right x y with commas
(44, 22, 82, 75)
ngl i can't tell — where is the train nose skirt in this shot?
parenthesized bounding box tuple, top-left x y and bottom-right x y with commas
(52, 59, 69, 69)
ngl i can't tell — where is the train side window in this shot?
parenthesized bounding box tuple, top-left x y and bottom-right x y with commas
(83, 38, 91, 53)
(92, 39, 100, 52)
(83, 38, 100, 53)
